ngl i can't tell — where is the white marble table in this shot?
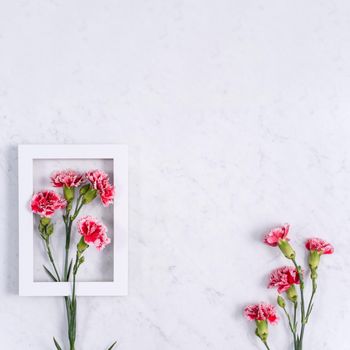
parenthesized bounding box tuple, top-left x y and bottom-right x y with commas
(0, 0, 347, 349)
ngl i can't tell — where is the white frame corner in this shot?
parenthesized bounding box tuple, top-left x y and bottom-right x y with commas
(18, 144, 128, 297)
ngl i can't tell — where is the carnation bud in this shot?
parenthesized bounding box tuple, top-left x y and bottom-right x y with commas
(66, 201, 73, 212)
(40, 217, 51, 226)
(63, 185, 75, 202)
(82, 189, 97, 204)
(278, 240, 296, 259)
(78, 256, 85, 266)
(277, 295, 286, 308)
(39, 218, 51, 236)
(286, 285, 298, 303)
(46, 223, 54, 236)
(77, 236, 89, 254)
(308, 250, 321, 271)
(255, 320, 268, 342)
(80, 184, 91, 195)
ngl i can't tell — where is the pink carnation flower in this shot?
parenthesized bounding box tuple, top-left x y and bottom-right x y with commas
(77, 216, 111, 251)
(305, 238, 334, 255)
(244, 303, 278, 324)
(31, 190, 66, 217)
(268, 266, 300, 293)
(51, 170, 84, 188)
(86, 170, 115, 207)
(264, 224, 290, 247)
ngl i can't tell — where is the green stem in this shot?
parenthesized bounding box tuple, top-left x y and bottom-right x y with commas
(68, 251, 81, 350)
(305, 279, 317, 323)
(263, 341, 271, 350)
(64, 219, 72, 281)
(64, 194, 83, 281)
(64, 194, 84, 350)
(283, 305, 297, 349)
(292, 259, 305, 350)
(44, 238, 61, 282)
(293, 302, 298, 349)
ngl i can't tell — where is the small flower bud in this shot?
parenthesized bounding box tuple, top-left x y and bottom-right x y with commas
(39, 218, 52, 237)
(278, 240, 296, 259)
(79, 184, 91, 195)
(277, 295, 286, 308)
(286, 285, 298, 303)
(82, 189, 98, 204)
(40, 217, 51, 226)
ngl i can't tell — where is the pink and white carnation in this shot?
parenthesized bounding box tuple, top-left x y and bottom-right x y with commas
(86, 170, 115, 207)
(264, 224, 290, 247)
(51, 170, 84, 188)
(31, 190, 66, 217)
(244, 303, 278, 324)
(305, 238, 334, 255)
(77, 215, 111, 251)
(268, 266, 300, 293)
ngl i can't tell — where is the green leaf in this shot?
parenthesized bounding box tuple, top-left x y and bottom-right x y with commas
(53, 337, 63, 350)
(67, 259, 73, 280)
(43, 265, 57, 282)
(107, 341, 117, 350)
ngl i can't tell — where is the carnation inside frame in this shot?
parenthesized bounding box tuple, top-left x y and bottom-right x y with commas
(32, 158, 114, 283)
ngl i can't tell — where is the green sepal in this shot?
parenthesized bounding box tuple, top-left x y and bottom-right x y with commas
(64, 185, 75, 202)
(82, 188, 98, 204)
(40, 217, 51, 226)
(286, 284, 298, 303)
(255, 320, 268, 342)
(308, 250, 321, 271)
(80, 184, 91, 195)
(278, 240, 296, 260)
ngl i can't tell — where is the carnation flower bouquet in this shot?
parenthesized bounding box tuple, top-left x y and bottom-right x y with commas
(30, 170, 117, 350)
(244, 224, 334, 350)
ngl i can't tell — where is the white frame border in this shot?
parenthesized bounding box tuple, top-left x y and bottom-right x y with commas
(18, 144, 128, 297)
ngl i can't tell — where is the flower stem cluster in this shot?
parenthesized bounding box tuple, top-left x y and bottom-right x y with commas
(30, 169, 116, 350)
(244, 224, 334, 350)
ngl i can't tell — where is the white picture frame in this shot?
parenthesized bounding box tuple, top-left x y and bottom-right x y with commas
(18, 144, 128, 297)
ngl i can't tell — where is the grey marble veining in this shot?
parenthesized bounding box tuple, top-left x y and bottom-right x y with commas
(0, 0, 349, 349)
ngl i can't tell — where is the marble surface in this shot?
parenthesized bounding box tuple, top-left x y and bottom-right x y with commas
(0, 0, 348, 349)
